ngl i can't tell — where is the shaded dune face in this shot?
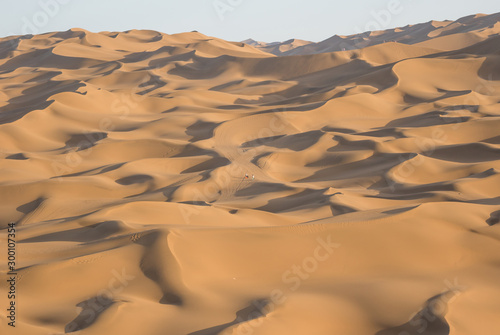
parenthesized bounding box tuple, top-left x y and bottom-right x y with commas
(1, 13, 500, 335)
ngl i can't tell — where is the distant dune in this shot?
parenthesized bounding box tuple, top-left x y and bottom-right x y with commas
(247, 12, 500, 55)
(1, 12, 500, 335)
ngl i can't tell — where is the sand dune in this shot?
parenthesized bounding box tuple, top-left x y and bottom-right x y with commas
(249, 12, 500, 56)
(243, 38, 313, 56)
(1, 12, 500, 335)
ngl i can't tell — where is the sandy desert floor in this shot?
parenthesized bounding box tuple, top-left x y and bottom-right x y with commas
(1, 13, 500, 335)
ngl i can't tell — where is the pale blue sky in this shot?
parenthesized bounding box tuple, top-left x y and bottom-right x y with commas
(1, 0, 499, 42)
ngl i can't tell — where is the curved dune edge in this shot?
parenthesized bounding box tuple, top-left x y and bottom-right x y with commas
(1, 14, 500, 335)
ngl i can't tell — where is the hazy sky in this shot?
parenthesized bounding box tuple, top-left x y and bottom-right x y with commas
(1, 0, 499, 42)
